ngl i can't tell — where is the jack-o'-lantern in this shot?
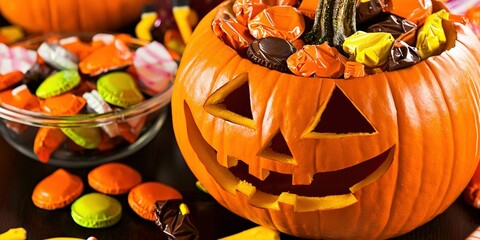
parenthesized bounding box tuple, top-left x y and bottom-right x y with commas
(171, 1, 480, 239)
(0, 0, 155, 33)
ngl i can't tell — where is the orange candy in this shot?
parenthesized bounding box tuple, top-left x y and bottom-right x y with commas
(287, 43, 347, 78)
(33, 128, 67, 163)
(344, 61, 367, 79)
(32, 169, 84, 210)
(0, 71, 23, 91)
(88, 162, 142, 195)
(39, 92, 86, 115)
(385, 0, 433, 25)
(79, 39, 133, 76)
(248, 6, 305, 41)
(128, 182, 182, 221)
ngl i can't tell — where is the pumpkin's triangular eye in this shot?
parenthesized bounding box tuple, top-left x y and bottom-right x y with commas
(204, 73, 254, 129)
(258, 130, 296, 164)
(304, 87, 377, 138)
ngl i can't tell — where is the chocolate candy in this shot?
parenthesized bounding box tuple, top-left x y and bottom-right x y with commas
(22, 63, 56, 93)
(155, 200, 199, 240)
(384, 0, 432, 25)
(247, 37, 296, 73)
(386, 40, 422, 71)
(356, 0, 387, 24)
(367, 14, 417, 40)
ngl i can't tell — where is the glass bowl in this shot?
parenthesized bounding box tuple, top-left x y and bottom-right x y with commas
(0, 33, 173, 167)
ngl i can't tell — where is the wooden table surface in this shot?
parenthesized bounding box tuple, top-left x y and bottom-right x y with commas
(0, 108, 479, 240)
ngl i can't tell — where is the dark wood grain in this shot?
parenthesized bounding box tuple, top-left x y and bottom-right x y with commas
(0, 109, 480, 240)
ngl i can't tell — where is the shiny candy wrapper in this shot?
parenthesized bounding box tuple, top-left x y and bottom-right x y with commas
(233, 0, 299, 25)
(416, 9, 449, 59)
(248, 6, 305, 41)
(213, 1, 254, 55)
(344, 61, 366, 79)
(356, 0, 387, 24)
(343, 31, 395, 68)
(384, 0, 433, 25)
(387, 40, 422, 71)
(367, 14, 417, 45)
(287, 43, 347, 78)
(155, 200, 199, 240)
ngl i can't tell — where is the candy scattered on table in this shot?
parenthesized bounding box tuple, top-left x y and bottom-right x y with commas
(71, 193, 122, 229)
(128, 182, 183, 221)
(154, 200, 200, 240)
(0, 227, 26, 240)
(32, 169, 84, 210)
(218, 226, 280, 240)
(88, 162, 142, 195)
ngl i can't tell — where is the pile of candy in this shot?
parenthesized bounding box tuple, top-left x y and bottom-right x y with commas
(212, 0, 465, 79)
(31, 162, 199, 238)
(0, 33, 177, 163)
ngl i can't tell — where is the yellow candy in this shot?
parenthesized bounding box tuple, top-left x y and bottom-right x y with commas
(218, 226, 280, 240)
(61, 128, 101, 149)
(343, 31, 395, 68)
(0, 227, 26, 240)
(97, 72, 144, 108)
(135, 11, 158, 41)
(416, 9, 450, 59)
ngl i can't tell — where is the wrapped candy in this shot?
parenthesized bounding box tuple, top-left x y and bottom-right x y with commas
(416, 9, 449, 59)
(367, 15, 417, 45)
(287, 43, 347, 78)
(248, 6, 305, 41)
(155, 200, 200, 240)
(343, 31, 395, 68)
(356, 0, 387, 24)
(344, 61, 366, 79)
(212, 1, 254, 55)
(386, 40, 422, 71)
(384, 0, 433, 25)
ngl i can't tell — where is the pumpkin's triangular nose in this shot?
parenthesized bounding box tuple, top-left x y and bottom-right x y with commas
(305, 87, 377, 137)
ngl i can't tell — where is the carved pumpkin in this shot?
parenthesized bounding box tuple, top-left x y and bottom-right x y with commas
(171, 2, 480, 239)
(0, 0, 155, 33)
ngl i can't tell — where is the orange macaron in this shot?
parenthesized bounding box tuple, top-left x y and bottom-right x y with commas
(128, 182, 182, 221)
(88, 162, 142, 195)
(32, 168, 84, 210)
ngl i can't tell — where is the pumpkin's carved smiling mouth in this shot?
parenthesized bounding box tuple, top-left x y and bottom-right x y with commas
(184, 102, 395, 211)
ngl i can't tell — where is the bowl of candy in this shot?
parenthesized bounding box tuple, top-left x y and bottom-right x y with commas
(0, 33, 177, 167)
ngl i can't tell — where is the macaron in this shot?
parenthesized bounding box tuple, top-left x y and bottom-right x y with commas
(36, 69, 81, 99)
(61, 127, 101, 149)
(128, 182, 182, 221)
(71, 193, 122, 228)
(88, 162, 142, 195)
(96, 72, 144, 108)
(32, 169, 84, 210)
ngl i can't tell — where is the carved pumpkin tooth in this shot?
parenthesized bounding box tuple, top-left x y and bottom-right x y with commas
(292, 173, 314, 185)
(227, 156, 239, 168)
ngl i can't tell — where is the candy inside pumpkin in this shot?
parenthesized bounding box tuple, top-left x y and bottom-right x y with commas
(172, 1, 480, 239)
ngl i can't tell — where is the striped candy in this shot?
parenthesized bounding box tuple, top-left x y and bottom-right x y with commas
(133, 41, 177, 95)
(466, 226, 480, 240)
(0, 43, 36, 74)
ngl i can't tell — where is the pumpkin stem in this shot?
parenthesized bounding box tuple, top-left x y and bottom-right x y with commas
(305, 0, 356, 48)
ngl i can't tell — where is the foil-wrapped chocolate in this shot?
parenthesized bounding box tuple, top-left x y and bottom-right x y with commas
(367, 14, 417, 45)
(248, 6, 305, 41)
(155, 200, 199, 240)
(386, 40, 422, 71)
(287, 43, 347, 78)
(344, 61, 366, 79)
(247, 37, 297, 73)
(356, 0, 387, 24)
(416, 9, 449, 59)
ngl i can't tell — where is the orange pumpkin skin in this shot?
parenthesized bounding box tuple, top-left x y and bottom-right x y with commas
(0, 0, 155, 33)
(172, 3, 480, 240)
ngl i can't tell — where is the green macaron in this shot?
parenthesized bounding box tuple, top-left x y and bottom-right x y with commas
(71, 193, 122, 228)
(36, 70, 81, 99)
(97, 72, 144, 108)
